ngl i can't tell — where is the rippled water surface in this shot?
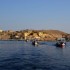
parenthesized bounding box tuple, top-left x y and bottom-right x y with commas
(0, 41, 70, 70)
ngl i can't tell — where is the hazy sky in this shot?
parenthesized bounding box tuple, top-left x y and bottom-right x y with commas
(0, 0, 70, 33)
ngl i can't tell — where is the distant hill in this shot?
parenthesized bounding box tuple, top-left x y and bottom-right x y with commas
(46, 30, 67, 34)
(34, 29, 67, 34)
(0, 29, 70, 41)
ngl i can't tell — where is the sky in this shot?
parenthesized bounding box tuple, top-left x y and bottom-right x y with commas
(0, 0, 70, 33)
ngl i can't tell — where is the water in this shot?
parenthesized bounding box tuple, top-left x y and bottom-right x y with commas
(0, 41, 70, 70)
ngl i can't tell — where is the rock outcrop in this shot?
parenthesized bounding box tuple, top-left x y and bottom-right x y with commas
(0, 29, 69, 41)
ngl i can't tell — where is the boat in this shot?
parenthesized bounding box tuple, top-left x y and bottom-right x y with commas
(55, 38, 66, 48)
(32, 40, 39, 46)
(25, 39, 29, 42)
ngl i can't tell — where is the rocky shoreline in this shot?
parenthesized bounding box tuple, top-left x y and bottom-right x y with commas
(0, 29, 70, 41)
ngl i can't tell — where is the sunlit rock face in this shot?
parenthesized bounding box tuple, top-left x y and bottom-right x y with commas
(0, 29, 69, 41)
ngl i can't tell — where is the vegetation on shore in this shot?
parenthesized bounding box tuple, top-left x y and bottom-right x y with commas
(0, 29, 70, 41)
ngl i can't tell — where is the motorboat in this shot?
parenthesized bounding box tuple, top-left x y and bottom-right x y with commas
(55, 38, 66, 48)
(32, 40, 38, 46)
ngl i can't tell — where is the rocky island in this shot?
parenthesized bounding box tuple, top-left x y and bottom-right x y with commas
(0, 29, 70, 41)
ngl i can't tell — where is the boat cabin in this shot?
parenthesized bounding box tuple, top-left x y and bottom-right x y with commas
(56, 38, 66, 47)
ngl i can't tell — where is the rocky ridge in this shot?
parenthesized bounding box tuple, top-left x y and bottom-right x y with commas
(0, 29, 70, 41)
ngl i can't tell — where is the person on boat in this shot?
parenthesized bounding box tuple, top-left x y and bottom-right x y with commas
(32, 39, 39, 46)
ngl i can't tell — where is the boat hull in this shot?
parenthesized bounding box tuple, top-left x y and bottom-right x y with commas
(55, 42, 66, 48)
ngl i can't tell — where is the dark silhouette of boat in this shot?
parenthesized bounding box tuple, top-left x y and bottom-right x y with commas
(32, 40, 39, 46)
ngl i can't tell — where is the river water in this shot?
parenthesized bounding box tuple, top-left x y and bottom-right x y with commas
(0, 41, 70, 70)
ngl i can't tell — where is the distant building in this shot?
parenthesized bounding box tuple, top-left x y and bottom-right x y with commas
(15, 35, 19, 39)
(8, 30, 14, 32)
(38, 32, 43, 36)
(0, 30, 3, 32)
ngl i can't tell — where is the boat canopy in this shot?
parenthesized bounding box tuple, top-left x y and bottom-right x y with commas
(57, 38, 66, 43)
(57, 38, 65, 41)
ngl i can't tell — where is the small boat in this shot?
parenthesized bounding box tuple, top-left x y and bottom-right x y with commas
(55, 38, 66, 48)
(25, 39, 29, 42)
(32, 40, 38, 46)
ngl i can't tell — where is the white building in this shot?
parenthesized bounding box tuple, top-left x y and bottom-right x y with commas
(0, 30, 3, 32)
